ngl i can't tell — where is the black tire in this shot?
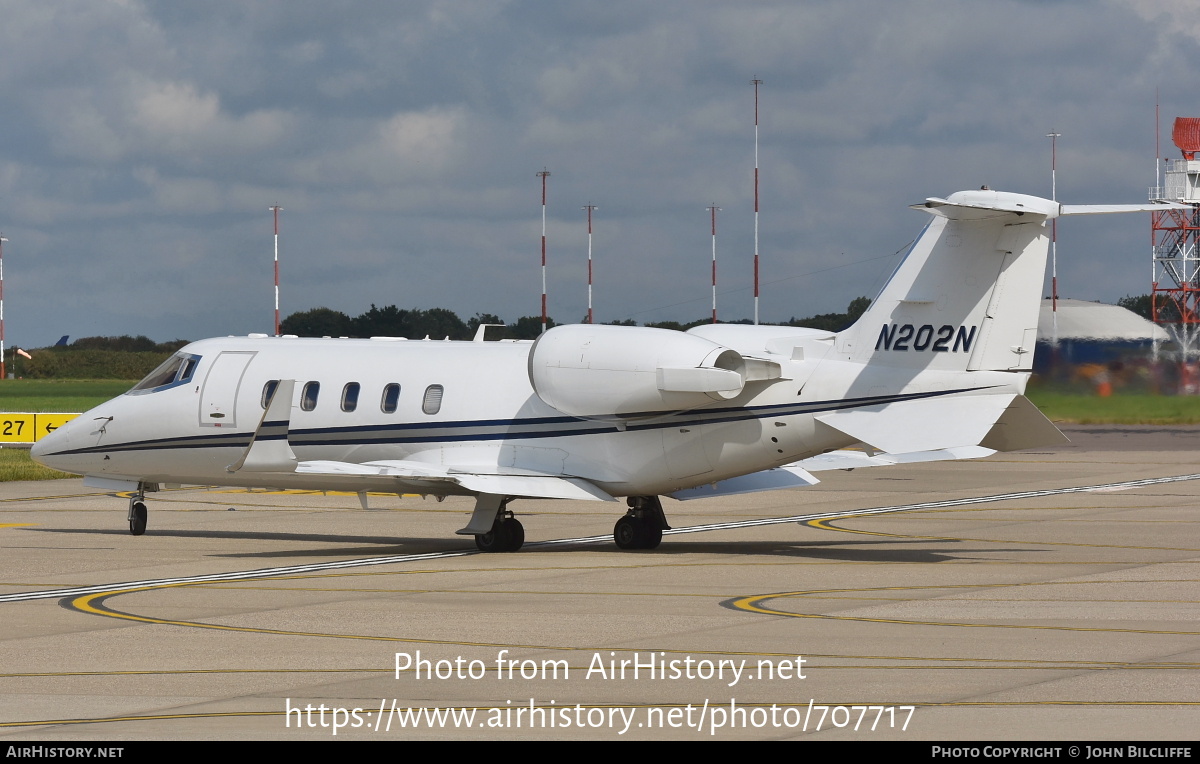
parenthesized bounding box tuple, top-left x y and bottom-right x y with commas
(503, 517, 524, 552)
(641, 524, 663, 550)
(474, 520, 511, 552)
(614, 515, 645, 550)
(129, 501, 147, 536)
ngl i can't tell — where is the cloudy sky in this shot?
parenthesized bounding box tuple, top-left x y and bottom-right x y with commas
(2, 0, 1198, 348)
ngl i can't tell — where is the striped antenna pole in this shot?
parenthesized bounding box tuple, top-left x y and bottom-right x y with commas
(1046, 132, 1060, 345)
(752, 78, 763, 325)
(0, 234, 6, 379)
(707, 204, 721, 323)
(269, 205, 283, 336)
(538, 170, 551, 334)
(583, 204, 597, 323)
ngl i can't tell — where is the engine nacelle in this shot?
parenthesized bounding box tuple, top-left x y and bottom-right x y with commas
(528, 324, 747, 419)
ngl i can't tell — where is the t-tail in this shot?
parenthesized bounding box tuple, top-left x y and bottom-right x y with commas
(838, 189, 1182, 373)
(817, 189, 1185, 455)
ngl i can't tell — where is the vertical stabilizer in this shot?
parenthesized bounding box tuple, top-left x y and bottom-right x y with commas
(837, 190, 1056, 372)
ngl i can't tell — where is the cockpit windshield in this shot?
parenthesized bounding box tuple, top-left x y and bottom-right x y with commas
(129, 353, 201, 394)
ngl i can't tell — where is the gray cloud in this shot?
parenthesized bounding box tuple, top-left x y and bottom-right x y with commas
(0, 0, 1194, 347)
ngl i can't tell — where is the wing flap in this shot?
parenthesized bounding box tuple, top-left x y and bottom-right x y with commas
(294, 459, 615, 501)
(796, 445, 995, 471)
(669, 466, 819, 501)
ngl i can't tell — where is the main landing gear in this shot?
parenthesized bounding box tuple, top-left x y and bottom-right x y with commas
(127, 484, 148, 536)
(614, 496, 669, 550)
(474, 507, 524, 553)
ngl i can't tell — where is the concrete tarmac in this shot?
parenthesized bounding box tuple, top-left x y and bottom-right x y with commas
(0, 425, 1197, 740)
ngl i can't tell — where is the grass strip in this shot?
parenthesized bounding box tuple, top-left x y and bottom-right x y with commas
(1026, 391, 1200, 424)
(0, 379, 131, 413)
(0, 448, 74, 481)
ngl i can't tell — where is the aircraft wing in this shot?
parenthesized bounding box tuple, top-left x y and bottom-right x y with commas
(667, 445, 994, 501)
(293, 459, 617, 502)
(225, 379, 615, 502)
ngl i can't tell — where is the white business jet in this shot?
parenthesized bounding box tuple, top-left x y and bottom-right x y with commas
(31, 188, 1175, 552)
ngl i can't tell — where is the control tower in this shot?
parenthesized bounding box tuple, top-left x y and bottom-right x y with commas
(1149, 117, 1200, 361)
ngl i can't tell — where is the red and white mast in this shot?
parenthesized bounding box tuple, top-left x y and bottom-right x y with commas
(707, 204, 720, 323)
(269, 205, 283, 336)
(752, 78, 763, 325)
(583, 204, 597, 324)
(538, 169, 551, 334)
(1046, 132, 1060, 345)
(0, 234, 7, 379)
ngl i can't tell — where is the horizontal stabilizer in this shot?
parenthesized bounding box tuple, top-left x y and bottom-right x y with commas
(1060, 203, 1190, 216)
(916, 195, 1057, 219)
(816, 393, 1015, 454)
(669, 466, 819, 501)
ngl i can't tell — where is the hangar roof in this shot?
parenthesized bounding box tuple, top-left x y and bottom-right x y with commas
(1037, 298, 1169, 342)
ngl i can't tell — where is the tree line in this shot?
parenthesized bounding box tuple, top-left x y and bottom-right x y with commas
(14, 299, 872, 379)
(14, 338, 187, 379)
(280, 297, 872, 340)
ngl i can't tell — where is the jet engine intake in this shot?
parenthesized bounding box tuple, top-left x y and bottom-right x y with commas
(528, 325, 746, 419)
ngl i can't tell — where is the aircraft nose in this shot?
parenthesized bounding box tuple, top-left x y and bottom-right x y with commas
(30, 417, 73, 469)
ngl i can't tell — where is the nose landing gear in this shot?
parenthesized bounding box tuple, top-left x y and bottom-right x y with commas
(127, 485, 148, 536)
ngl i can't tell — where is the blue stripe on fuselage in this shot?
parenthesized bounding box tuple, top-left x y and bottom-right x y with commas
(45, 386, 993, 456)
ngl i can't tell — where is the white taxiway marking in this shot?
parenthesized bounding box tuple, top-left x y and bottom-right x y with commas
(2, 472, 1197, 603)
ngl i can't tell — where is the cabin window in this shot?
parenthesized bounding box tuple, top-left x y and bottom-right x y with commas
(261, 380, 279, 409)
(301, 381, 320, 411)
(129, 352, 201, 394)
(422, 384, 444, 415)
(341, 383, 360, 412)
(381, 383, 400, 414)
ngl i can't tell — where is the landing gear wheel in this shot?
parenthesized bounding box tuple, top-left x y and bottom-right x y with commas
(615, 496, 669, 550)
(474, 522, 510, 553)
(503, 517, 524, 552)
(475, 512, 523, 552)
(614, 515, 646, 549)
(641, 524, 662, 550)
(128, 501, 147, 536)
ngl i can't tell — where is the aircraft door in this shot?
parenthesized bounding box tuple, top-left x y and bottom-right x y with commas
(198, 351, 257, 427)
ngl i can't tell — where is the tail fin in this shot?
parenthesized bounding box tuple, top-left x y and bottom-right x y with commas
(837, 189, 1055, 372)
(837, 190, 1187, 372)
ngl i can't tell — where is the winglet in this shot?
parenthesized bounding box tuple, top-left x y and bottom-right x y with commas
(227, 379, 298, 473)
